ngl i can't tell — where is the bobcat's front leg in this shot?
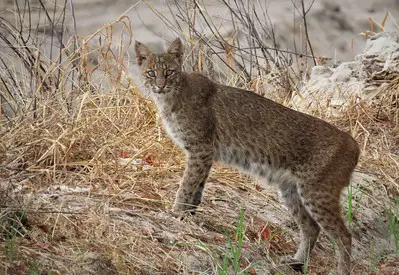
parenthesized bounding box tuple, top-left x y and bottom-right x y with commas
(172, 149, 213, 214)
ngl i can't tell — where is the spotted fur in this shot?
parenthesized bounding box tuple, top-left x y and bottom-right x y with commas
(135, 38, 360, 275)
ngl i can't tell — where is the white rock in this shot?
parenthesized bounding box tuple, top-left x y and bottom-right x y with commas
(294, 32, 399, 115)
(310, 66, 333, 80)
(364, 32, 399, 57)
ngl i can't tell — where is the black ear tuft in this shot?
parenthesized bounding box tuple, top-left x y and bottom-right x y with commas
(167, 38, 183, 64)
(135, 40, 152, 66)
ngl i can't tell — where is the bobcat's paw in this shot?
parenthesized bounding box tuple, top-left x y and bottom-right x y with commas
(171, 201, 197, 218)
(280, 256, 304, 272)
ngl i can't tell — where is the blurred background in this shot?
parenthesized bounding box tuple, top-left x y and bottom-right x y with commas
(1, 0, 399, 75)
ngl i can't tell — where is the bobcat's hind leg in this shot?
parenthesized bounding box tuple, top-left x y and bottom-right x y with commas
(299, 179, 352, 275)
(279, 181, 321, 272)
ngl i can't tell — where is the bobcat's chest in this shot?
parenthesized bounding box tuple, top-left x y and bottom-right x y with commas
(162, 113, 187, 150)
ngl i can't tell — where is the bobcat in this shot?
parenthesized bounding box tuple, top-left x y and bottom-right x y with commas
(135, 38, 360, 274)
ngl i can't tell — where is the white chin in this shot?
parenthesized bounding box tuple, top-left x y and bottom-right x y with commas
(153, 88, 168, 94)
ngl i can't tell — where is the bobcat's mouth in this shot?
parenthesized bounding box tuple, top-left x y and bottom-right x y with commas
(153, 87, 170, 94)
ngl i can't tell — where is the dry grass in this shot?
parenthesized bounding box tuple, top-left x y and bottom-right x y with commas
(0, 1, 398, 274)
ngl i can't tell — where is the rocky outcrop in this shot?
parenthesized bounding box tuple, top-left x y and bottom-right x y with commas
(294, 32, 399, 115)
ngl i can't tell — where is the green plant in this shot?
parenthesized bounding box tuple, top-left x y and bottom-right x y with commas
(7, 234, 16, 262)
(29, 261, 46, 275)
(388, 197, 399, 254)
(217, 208, 249, 274)
(302, 256, 310, 275)
(4, 211, 26, 262)
(368, 244, 381, 273)
(347, 183, 354, 229)
(346, 182, 366, 229)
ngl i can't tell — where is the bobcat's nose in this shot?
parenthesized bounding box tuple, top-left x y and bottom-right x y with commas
(156, 78, 166, 89)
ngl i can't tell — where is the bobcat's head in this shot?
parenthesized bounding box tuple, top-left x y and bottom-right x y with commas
(135, 38, 183, 94)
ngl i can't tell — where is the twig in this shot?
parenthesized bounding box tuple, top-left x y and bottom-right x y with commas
(291, 0, 317, 66)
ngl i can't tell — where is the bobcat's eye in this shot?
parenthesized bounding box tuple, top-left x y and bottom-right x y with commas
(147, 70, 156, 77)
(165, 70, 175, 76)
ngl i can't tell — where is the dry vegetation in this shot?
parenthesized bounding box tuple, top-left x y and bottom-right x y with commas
(0, 1, 398, 274)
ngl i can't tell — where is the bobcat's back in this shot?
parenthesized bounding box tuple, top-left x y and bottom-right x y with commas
(210, 82, 359, 182)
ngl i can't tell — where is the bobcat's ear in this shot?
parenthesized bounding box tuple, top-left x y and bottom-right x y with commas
(135, 40, 152, 66)
(167, 38, 183, 65)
